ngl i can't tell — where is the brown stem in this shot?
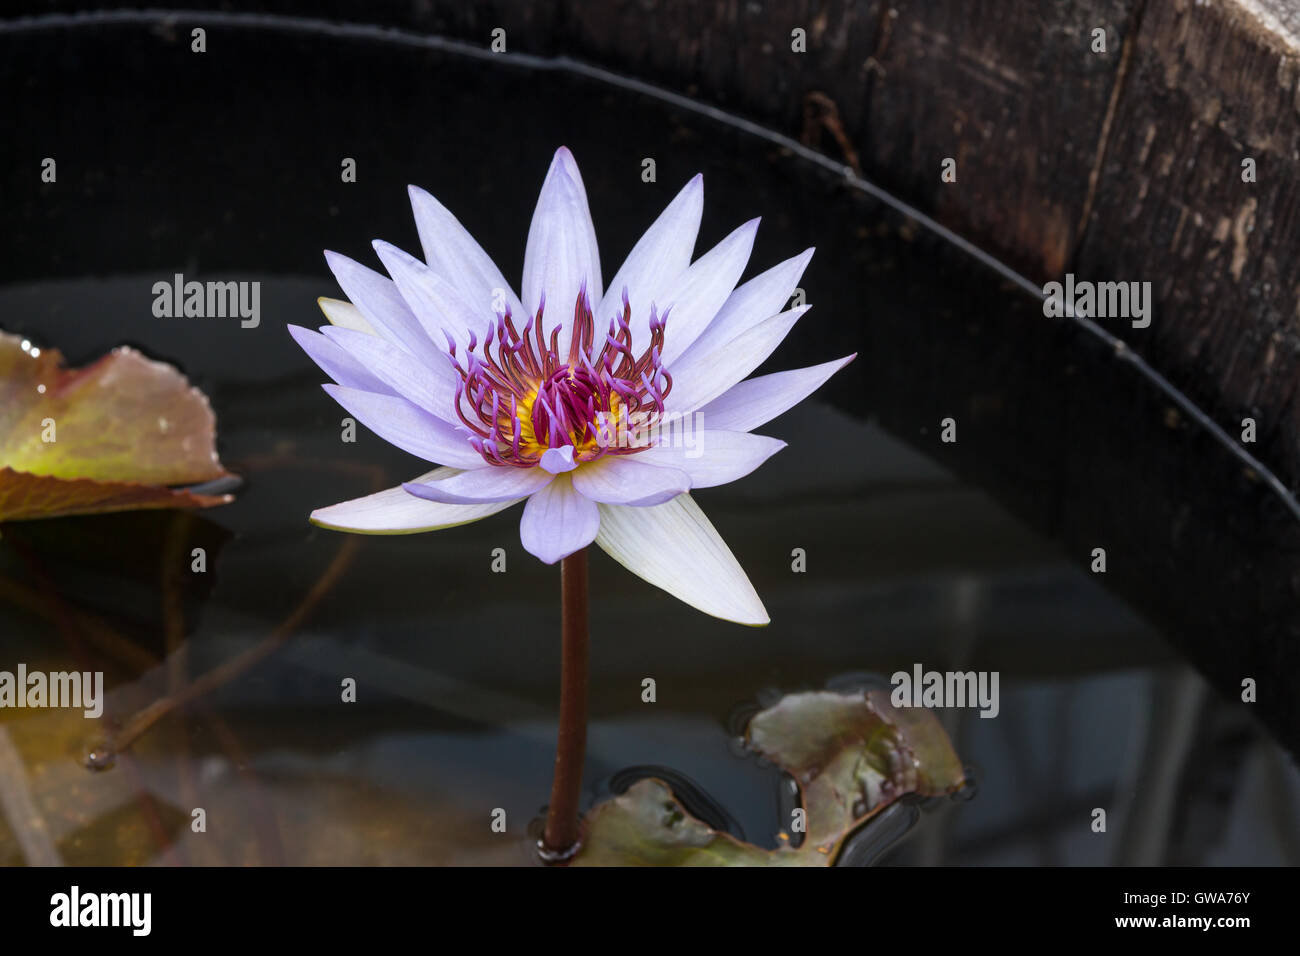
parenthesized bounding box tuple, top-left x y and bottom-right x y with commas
(540, 547, 589, 861)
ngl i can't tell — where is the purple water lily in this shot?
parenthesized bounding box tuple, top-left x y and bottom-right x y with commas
(290, 147, 852, 626)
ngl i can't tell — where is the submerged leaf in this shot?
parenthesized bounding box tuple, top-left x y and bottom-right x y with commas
(573, 689, 965, 866)
(0, 331, 232, 521)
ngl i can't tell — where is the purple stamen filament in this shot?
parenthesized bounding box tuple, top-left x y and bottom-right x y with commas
(447, 288, 673, 467)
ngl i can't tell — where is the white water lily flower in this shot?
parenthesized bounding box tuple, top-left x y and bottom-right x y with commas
(290, 147, 853, 625)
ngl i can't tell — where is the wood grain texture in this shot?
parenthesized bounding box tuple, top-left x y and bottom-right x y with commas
(1072, 0, 1300, 486)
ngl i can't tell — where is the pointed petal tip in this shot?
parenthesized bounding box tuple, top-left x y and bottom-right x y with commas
(371, 239, 422, 273)
(593, 495, 768, 626)
(374, 237, 416, 258)
(549, 146, 582, 182)
(407, 183, 441, 211)
(722, 599, 772, 626)
(287, 324, 324, 351)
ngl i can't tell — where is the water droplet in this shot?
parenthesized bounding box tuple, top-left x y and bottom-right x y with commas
(84, 747, 116, 771)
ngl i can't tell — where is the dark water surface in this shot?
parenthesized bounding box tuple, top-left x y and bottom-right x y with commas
(1, 13, 1297, 865)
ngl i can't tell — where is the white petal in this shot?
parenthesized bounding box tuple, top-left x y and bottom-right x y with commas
(373, 240, 481, 350)
(658, 219, 759, 366)
(519, 473, 600, 564)
(522, 147, 602, 356)
(695, 355, 856, 432)
(571, 455, 691, 506)
(324, 251, 445, 367)
(637, 430, 785, 488)
(320, 325, 460, 423)
(666, 305, 811, 413)
(665, 304, 806, 413)
(322, 385, 483, 469)
(686, 248, 813, 358)
(288, 324, 395, 395)
(318, 297, 378, 336)
(597, 174, 703, 337)
(311, 468, 519, 534)
(594, 494, 768, 625)
(403, 466, 552, 503)
(408, 184, 526, 321)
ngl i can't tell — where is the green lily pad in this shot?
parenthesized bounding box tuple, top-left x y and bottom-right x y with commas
(572, 689, 965, 866)
(0, 331, 232, 521)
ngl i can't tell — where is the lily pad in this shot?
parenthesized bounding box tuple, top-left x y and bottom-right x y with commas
(572, 689, 965, 866)
(0, 331, 233, 521)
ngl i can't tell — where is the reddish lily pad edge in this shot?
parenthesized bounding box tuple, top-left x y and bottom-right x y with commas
(0, 331, 234, 522)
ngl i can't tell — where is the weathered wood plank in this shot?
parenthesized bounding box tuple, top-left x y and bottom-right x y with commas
(860, 0, 1136, 279)
(1072, 0, 1300, 485)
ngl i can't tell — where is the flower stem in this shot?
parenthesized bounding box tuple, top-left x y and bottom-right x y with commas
(540, 547, 589, 862)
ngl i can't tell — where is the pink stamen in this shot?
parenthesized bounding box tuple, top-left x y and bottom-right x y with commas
(451, 287, 674, 467)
